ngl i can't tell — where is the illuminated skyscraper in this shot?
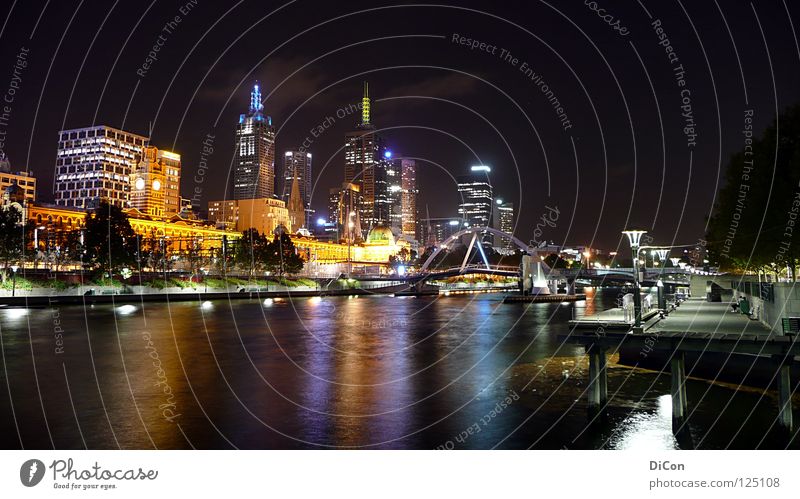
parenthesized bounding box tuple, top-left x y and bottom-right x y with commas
(329, 182, 363, 242)
(234, 82, 276, 199)
(457, 165, 493, 243)
(493, 199, 515, 252)
(344, 82, 384, 229)
(400, 159, 418, 240)
(54, 125, 148, 208)
(130, 146, 181, 217)
(385, 156, 417, 240)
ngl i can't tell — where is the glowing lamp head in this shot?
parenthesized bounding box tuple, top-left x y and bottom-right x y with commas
(384, 150, 392, 159)
(317, 218, 326, 226)
(622, 229, 647, 249)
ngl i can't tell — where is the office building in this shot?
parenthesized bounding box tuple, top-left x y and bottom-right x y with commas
(328, 181, 363, 243)
(233, 83, 276, 199)
(344, 82, 384, 228)
(54, 125, 148, 208)
(421, 218, 464, 247)
(457, 165, 493, 242)
(493, 199, 515, 252)
(400, 159, 418, 241)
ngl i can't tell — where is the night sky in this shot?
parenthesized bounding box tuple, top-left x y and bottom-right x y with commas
(1, 0, 799, 251)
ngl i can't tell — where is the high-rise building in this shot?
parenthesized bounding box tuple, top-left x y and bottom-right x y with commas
(344, 82, 384, 229)
(457, 165, 493, 242)
(0, 154, 35, 203)
(421, 217, 463, 247)
(493, 199, 515, 252)
(328, 181, 363, 243)
(400, 159, 418, 241)
(234, 83, 276, 200)
(54, 125, 148, 208)
(130, 146, 181, 217)
(282, 150, 312, 225)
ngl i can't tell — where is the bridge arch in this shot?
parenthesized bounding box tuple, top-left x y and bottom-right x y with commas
(419, 226, 533, 272)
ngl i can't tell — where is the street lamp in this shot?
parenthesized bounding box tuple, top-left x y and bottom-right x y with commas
(655, 248, 668, 266)
(622, 230, 647, 330)
(670, 257, 680, 267)
(201, 268, 209, 293)
(10, 264, 19, 297)
(347, 211, 356, 277)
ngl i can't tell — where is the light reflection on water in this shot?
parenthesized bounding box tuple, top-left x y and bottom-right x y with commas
(608, 395, 677, 450)
(0, 289, 794, 449)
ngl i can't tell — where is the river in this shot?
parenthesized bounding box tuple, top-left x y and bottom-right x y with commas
(0, 289, 794, 449)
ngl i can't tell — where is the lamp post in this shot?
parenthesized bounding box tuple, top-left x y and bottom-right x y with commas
(347, 211, 356, 277)
(10, 264, 19, 297)
(202, 268, 208, 293)
(622, 230, 647, 330)
(655, 248, 669, 266)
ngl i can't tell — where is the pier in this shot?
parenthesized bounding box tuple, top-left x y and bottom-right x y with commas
(561, 299, 799, 434)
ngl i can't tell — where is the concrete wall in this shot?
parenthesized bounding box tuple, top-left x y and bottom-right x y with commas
(739, 283, 800, 334)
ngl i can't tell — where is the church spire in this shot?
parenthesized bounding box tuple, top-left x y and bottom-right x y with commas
(288, 170, 305, 232)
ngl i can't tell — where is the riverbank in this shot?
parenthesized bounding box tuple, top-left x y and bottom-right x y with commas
(0, 282, 447, 306)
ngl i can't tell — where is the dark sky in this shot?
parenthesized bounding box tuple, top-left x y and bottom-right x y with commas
(1, 0, 799, 252)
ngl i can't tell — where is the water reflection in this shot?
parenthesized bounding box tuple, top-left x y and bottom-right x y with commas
(0, 292, 795, 449)
(608, 395, 677, 450)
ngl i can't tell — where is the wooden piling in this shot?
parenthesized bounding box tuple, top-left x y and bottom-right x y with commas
(671, 352, 688, 426)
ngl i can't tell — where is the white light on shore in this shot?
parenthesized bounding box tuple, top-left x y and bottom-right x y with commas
(4, 308, 28, 319)
(116, 305, 137, 315)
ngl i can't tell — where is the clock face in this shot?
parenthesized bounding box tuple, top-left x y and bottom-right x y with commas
(135, 178, 145, 190)
(152, 179, 161, 191)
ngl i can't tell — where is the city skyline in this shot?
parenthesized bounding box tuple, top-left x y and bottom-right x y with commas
(5, 2, 796, 249)
(3, 0, 800, 476)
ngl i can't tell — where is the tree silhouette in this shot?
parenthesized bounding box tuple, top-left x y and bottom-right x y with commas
(83, 201, 137, 276)
(706, 105, 800, 278)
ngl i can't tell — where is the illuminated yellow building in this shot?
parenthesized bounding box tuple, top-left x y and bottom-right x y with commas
(130, 146, 181, 217)
(124, 209, 240, 254)
(294, 225, 409, 272)
(0, 154, 36, 203)
(208, 197, 291, 235)
(21, 203, 238, 255)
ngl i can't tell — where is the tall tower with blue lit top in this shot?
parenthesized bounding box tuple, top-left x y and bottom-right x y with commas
(233, 82, 276, 199)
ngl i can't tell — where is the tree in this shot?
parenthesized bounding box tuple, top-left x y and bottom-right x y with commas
(51, 229, 83, 272)
(0, 207, 26, 272)
(83, 201, 138, 276)
(706, 105, 800, 278)
(265, 232, 305, 277)
(234, 228, 269, 278)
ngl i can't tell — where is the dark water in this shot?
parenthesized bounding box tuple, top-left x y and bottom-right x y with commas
(0, 290, 796, 449)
